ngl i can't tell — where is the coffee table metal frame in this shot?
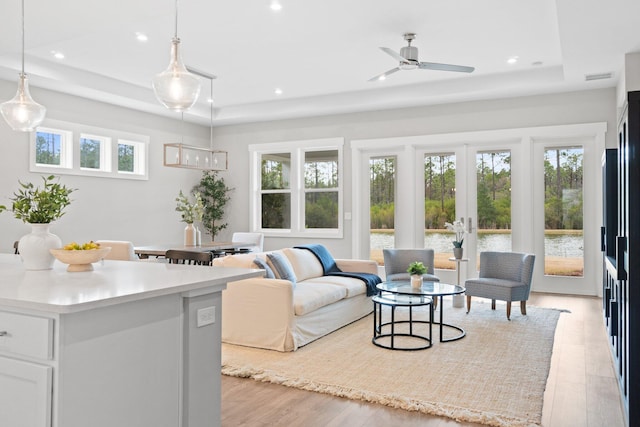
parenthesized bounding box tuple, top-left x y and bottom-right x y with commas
(377, 281, 466, 343)
(372, 294, 433, 351)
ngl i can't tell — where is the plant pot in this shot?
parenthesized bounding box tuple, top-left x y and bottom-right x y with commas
(18, 223, 62, 270)
(411, 274, 423, 289)
(453, 247, 463, 260)
(184, 223, 196, 246)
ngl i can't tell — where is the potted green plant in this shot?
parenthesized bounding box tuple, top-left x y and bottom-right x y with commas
(175, 190, 204, 246)
(192, 171, 232, 241)
(407, 261, 427, 289)
(0, 175, 75, 270)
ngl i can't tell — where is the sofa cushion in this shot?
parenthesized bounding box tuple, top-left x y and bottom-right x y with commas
(267, 252, 297, 284)
(302, 275, 367, 298)
(293, 282, 348, 316)
(282, 248, 324, 282)
(253, 257, 275, 279)
(212, 252, 259, 269)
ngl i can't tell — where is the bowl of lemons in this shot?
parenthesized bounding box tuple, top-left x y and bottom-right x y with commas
(50, 241, 111, 272)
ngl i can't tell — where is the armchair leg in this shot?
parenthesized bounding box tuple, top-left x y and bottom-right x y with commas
(506, 301, 512, 320)
(520, 300, 527, 316)
(491, 300, 496, 310)
(466, 295, 471, 313)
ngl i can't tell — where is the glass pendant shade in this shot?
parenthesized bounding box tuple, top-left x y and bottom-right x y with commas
(152, 37, 201, 111)
(1, 73, 46, 132)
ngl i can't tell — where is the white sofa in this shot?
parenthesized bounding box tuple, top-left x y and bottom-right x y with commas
(212, 247, 378, 352)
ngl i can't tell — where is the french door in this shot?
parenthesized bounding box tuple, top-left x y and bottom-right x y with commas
(353, 123, 605, 296)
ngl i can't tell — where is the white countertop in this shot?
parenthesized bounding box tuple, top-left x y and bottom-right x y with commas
(0, 254, 263, 314)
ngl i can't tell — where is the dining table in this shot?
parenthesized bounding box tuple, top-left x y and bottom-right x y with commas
(134, 241, 254, 259)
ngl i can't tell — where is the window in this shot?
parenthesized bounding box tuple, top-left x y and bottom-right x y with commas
(543, 146, 583, 277)
(80, 134, 111, 171)
(304, 150, 339, 229)
(250, 138, 343, 237)
(118, 139, 146, 175)
(30, 119, 149, 180)
(34, 127, 72, 169)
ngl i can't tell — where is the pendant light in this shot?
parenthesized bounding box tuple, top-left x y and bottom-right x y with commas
(163, 68, 227, 171)
(0, 0, 46, 132)
(152, 0, 201, 111)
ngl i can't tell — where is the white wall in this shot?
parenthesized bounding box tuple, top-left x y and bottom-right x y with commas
(212, 88, 617, 258)
(0, 81, 212, 251)
(0, 82, 617, 259)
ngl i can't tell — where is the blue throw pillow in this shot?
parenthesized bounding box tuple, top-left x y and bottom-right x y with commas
(253, 257, 275, 279)
(266, 252, 297, 284)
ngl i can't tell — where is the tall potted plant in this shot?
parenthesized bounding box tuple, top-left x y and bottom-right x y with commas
(0, 175, 74, 270)
(192, 171, 232, 241)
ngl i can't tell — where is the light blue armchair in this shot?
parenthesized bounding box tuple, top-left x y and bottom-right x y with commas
(465, 251, 535, 320)
(383, 249, 440, 282)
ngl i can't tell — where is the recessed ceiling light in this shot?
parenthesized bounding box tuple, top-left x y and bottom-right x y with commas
(270, 1, 282, 11)
(274, 88, 283, 95)
(378, 75, 386, 81)
(207, 97, 214, 103)
(51, 50, 64, 60)
(135, 32, 148, 42)
(507, 56, 519, 65)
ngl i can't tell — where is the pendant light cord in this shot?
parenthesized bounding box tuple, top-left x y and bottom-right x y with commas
(210, 78, 214, 149)
(21, 0, 25, 75)
(174, 0, 179, 39)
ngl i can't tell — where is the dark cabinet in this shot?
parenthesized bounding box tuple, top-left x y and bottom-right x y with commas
(604, 90, 640, 426)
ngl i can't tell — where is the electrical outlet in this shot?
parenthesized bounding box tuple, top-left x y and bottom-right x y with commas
(197, 306, 216, 327)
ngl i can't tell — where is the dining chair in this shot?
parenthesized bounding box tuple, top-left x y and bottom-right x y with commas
(465, 251, 535, 320)
(382, 249, 440, 282)
(95, 240, 138, 261)
(165, 249, 213, 266)
(231, 232, 264, 252)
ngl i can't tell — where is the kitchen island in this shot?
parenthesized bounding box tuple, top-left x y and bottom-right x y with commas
(0, 254, 262, 427)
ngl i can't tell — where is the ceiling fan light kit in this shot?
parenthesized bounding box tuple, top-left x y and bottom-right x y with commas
(152, 0, 201, 111)
(1, 0, 46, 132)
(369, 32, 475, 82)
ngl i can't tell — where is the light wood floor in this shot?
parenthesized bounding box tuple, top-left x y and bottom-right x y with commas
(221, 293, 627, 427)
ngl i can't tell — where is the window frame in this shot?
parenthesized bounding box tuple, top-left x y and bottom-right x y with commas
(79, 133, 111, 172)
(249, 138, 344, 238)
(30, 119, 149, 180)
(32, 126, 73, 169)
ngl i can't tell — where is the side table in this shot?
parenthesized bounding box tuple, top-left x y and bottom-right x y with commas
(449, 257, 469, 308)
(372, 294, 433, 350)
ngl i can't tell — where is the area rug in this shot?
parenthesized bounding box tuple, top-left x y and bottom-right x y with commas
(222, 302, 565, 427)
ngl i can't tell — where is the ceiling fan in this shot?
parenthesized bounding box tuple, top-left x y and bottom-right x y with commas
(369, 33, 475, 82)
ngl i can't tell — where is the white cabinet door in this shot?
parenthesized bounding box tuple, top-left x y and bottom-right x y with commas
(0, 357, 52, 427)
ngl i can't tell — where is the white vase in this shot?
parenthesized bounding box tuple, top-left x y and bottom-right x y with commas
(18, 223, 62, 270)
(184, 223, 196, 246)
(195, 226, 202, 246)
(411, 274, 423, 289)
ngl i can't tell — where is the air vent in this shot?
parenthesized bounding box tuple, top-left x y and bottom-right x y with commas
(585, 72, 613, 81)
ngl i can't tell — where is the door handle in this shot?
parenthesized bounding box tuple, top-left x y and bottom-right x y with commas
(467, 217, 473, 233)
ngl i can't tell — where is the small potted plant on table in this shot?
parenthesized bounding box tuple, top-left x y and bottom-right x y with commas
(407, 261, 427, 289)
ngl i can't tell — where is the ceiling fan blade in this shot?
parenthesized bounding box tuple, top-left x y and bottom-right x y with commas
(380, 47, 408, 63)
(368, 67, 401, 82)
(419, 62, 475, 73)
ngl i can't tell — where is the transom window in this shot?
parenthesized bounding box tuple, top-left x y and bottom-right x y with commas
(30, 119, 149, 180)
(250, 138, 343, 237)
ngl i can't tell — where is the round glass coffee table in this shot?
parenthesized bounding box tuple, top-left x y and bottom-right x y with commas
(377, 281, 466, 342)
(372, 293, 433, 351)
